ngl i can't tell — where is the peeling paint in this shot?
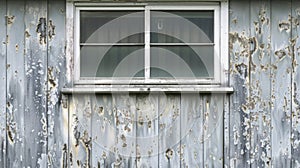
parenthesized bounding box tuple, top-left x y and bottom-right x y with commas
(25, 30, 30, 38)
(165, 148, 173, 160)
(279, 15, 292, 33)
(62, 144, 68, 168)
(41, 113, 47, 136)
(80, 130, 92, 168)
(6, 102, 16, 144)
(1, 1, 300, 167)
(36, 17, 47, 45)
(275, 49, 287, 60)
(37, 153, 48, 168)
(72, 115, 80, 147)
(48, 66, 59, 109)
(15, 44, 18, 52)
(48, 20, 56, 40)
(6, 15, 15, 25)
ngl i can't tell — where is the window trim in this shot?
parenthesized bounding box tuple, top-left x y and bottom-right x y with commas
(72, 2, 228, 86)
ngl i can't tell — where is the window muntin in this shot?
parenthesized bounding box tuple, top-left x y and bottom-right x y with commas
(76, 5, 220, 84)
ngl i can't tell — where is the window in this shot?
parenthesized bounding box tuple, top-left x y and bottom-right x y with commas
(74, 3, 227, 85)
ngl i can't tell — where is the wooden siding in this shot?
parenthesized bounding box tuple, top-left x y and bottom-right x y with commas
(229, 0, 300, 167)
(67, 93, 224, 167)
(0, 0, 299, 167)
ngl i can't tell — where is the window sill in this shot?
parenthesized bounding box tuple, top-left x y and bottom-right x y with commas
(61, 85, 234, 94)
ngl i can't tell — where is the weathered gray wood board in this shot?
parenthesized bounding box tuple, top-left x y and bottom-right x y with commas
(229, 0, 300, 167)
(24, 1, 48, 167)
(271, 1, 292, 167)
(136, 94, 159, 167)
(249, 0, 271, 167)
(1, 0, 68, 167)
(69, 95, 93, 167)
(180, 93, 203, 167)
(6, 1, 26, 167)
(292, 0, 300, 167)
(47, 1, 68, 167)
(159, 94, 180, 167)
(0, 0, 6, 167)
(203, 94, 223, 167)
(229, 0, 251, 167)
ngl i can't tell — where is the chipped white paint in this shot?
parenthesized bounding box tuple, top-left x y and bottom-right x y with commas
(0, 0, 300, 167)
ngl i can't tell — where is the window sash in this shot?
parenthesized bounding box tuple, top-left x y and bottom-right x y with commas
(75, 5, 220, 84)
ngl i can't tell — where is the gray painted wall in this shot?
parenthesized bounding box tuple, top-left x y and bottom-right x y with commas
(0, 0, 299, 167)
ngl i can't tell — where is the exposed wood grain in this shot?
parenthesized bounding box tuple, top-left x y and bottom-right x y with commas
(180, 93, 204, 167)
(204, 94, 223, 167)
(271, 1, 292, 167)
(136, 93, 159, 167)
(47, 0, 68, 167)
(249, 0, 272, 167)
(158, 94, 181, 167)
(291, 0, 300, 167)
(6, 1, 25, 167)
(24, 1, 48, 167)
(229, 0, 251, 167)
(0, 0, 6, 167)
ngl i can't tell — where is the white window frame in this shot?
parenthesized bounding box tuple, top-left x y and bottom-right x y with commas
(69, 1, 229, 89)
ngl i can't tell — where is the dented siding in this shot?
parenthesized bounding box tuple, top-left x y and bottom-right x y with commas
(0, 0, 300, 167)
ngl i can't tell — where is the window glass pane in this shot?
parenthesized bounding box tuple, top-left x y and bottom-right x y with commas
(80, 46, 144, 77)
(80, 11, 144, 43)
(150, 11, 214, 43)
(150, 46, 214, 78)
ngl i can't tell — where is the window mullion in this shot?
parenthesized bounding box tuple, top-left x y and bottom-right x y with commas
(144, 7, 150, 80)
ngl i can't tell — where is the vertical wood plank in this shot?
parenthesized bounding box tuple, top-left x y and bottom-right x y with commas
(291, 0, 300, 167)
(65, 1, 74, 85)
(69, 94, 92, 167)
(158, 94, 181, 167)
(113, 94, 136, 167)
(91, 94, 117, 167)
(223, 95, 230, 168)
(203, 94, 224, 167)
(47, 0, 68, 167)
(270, 1, 292, 167)
(249, 0, 272, 167)
(24, 0, 48, 167)
(0, 0, 6, 166)
(6, 1, 25, 167)
(180, 93, 204, 167)
(229, 0, 251, 167)
(136, 93, 159, 167)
